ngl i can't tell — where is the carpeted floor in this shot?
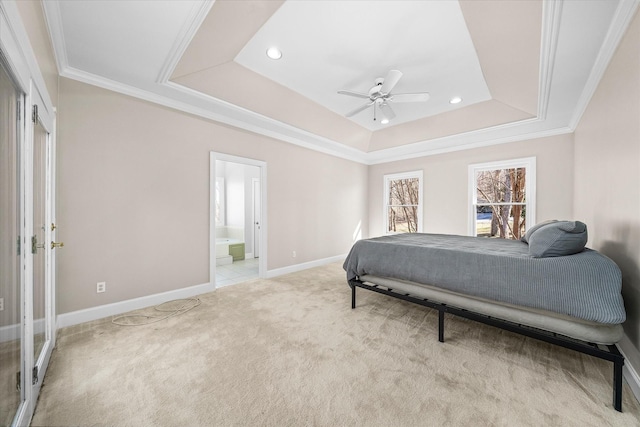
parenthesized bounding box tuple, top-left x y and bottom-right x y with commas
(31, 263, 640, 426)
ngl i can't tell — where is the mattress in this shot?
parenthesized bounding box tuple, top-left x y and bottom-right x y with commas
(359, 274, 623, 344)
(343, 233, 626, 325)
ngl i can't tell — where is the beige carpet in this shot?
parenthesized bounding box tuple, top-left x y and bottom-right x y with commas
(0, 339, 20, 426)
(32, 263, 640, 426)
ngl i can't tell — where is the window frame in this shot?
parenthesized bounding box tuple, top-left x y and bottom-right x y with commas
(468, 157, 536, 238)
(383, 170, 424, 234)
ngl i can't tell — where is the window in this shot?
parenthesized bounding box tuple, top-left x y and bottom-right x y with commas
(469, 158, 535, 240)
(215, 177, 225, 226)
(384, 171, 423, 234)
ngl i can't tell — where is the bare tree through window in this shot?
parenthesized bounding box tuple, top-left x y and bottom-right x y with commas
(475, 168, 526, 239)
(387, 176, 420, 233)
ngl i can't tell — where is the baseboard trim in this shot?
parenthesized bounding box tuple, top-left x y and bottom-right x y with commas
(57, 254, 346, 329)
(56, 281, 214, 328)
(0, 322, 19, 343)
(266, 254, 346, 279)
(0, 318, 46, 343)
(617, 334, 640, 405)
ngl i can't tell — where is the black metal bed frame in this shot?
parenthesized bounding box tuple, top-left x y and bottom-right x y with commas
(349, 278, 625, 412)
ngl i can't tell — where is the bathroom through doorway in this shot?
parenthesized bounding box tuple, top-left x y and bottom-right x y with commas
(209, 153, 266, 288)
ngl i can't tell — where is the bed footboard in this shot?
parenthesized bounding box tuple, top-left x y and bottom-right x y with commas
(349, 278, 625, 412)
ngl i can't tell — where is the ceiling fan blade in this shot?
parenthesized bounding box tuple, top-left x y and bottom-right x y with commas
(390, 92, 430, 103)
(337, 90, 370, 99)
(380, 70, 403, 94)
(380, 103, 396, 120)
(345, 102, 373, 118)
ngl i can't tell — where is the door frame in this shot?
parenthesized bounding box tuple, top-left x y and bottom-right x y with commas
(1, 2, 57, 425)
(209, 152, 267, 288)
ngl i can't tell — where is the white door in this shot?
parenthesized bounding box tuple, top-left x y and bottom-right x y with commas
(29, 109, 55, 411)
(252, 178, 261, 259)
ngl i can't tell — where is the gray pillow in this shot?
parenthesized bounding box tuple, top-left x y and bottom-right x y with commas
(521, 220, 558, 243)
(528, 221, 588, 258)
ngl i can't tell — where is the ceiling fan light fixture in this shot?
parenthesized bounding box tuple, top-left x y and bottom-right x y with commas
(449, 96, 463, 104)
(339, 70, 426, 123)
(266, 47, 282, 60)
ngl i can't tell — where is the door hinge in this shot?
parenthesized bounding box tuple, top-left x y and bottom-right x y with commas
(32, 104, 38, 124)
(16, 367, 40, 390)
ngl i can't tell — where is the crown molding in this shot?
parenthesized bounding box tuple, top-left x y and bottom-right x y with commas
(568, 0, 640, 130)
(41, 0, 67, 74)
(42, 0, 633, 167)
(60, 65, 370, 164)
(59, 64, 576, 167)
(537, 0, 563, 120)
(156, 0, 214, 84)
(366, 120, 573, 165)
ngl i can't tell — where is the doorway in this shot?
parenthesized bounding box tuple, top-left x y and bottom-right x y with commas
(209, 153, 266, 288)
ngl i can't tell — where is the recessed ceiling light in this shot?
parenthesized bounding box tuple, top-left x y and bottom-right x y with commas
(381, 118, 390, 125)
(450, 96, 463, 104)
(266, 47, 282, 60)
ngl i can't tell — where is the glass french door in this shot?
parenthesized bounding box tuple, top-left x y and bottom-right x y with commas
(0, 56, 24, 427)
(0, 57, 56, 427)
(1, 3, 57, 424)
(31, 110, 53, 401)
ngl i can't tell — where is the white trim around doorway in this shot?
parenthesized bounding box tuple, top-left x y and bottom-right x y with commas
(209, 152, 267, 289)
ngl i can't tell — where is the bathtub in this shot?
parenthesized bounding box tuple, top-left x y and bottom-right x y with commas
(215, 238, 243, 265)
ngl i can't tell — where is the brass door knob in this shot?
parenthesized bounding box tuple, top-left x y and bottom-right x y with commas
(51, 241, 64, 249)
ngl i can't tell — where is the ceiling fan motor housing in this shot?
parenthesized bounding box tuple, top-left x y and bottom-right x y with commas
(369, 78, 385, 97)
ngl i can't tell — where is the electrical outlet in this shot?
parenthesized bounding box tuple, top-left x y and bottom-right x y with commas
(292, 250, 296, 258)
(0, 298, 4, 311)
(97, 282, 106, 293)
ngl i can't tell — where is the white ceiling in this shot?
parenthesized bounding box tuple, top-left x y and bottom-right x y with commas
(234, 1, 491, 130)
(42, 0, 639, 164)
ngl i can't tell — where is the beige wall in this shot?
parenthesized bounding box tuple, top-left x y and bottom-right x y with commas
(56, 78, 368, 314)
(368, 134, 575, 238)
(15, 0, 58, 106)
(574, 11, 640, 364)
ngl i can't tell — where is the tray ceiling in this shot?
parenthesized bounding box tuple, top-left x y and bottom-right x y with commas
(42, 0, 638, 164)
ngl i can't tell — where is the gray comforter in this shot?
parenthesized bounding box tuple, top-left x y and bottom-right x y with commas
(343, 233, 626, 324)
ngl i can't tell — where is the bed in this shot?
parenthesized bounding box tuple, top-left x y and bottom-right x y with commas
(343, 221, 627, 411)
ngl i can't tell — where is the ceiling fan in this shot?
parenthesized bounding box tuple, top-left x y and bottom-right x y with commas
(338, 70, 429, 124)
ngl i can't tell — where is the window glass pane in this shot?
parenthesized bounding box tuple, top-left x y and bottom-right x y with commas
(475, 205, 526, 239)
(215, 177, 224, 225)
(0, 60, 23, 425)
(33, 120, 47, 362)
(475, 167, 526, 240)
(476, 168, 526, 205)
(385, 171, 422, 234)
(388, 206, 418, 233)
(389, 178, 419, 206)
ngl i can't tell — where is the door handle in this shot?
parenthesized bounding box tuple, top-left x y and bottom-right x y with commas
(51, 241, 64, 249)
